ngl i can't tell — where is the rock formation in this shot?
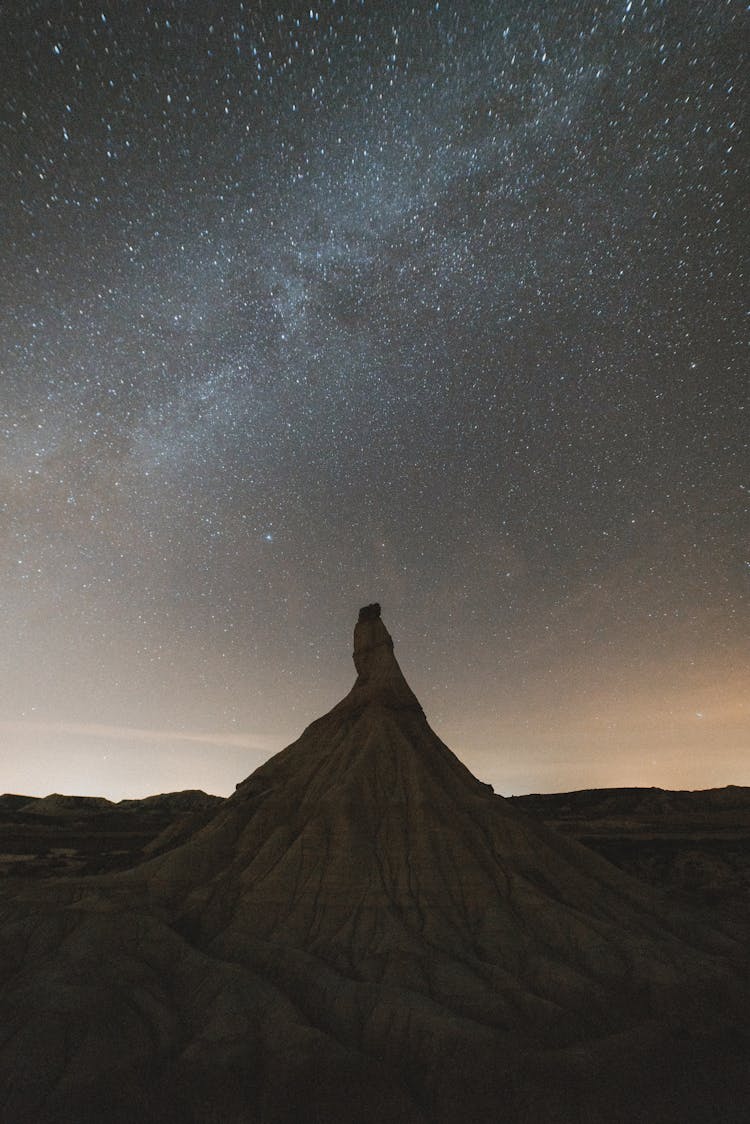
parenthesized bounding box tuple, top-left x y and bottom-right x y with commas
(0, 606, 748, 1122)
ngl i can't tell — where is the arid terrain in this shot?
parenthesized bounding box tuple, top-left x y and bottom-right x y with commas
(511, 786, 750, 933)
(0, 790, 224, 879)
(4, 786, 748, 933)
(1, 607, 748, 1122)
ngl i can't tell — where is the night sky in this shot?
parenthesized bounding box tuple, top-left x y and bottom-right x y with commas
(2, 1, 746, 800)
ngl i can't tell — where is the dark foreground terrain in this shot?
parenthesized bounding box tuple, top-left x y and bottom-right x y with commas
(1, 607, 748, 1122)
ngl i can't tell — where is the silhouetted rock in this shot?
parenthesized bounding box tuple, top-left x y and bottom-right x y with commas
(0, 610, 748, 1122)
(0, 795, 36, 813)
(19, 793, 114, 814)
(118, 789, 224, 813)
(328, 598, 423, 713)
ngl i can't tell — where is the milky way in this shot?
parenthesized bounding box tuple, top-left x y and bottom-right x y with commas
(2, 1, 746, 798)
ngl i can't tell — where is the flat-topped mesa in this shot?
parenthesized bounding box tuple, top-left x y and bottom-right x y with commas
(333, 603, 423, 714)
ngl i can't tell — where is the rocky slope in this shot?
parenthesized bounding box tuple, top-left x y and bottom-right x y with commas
(0, 605, 748, 1122)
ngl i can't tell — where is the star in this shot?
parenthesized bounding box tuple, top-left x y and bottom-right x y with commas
(0, 0, 745, 799)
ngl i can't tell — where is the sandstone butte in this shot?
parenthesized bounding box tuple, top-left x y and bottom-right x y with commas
(0, 605, 748, 1122)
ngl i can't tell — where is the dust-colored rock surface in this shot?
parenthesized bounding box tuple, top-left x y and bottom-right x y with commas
(0, 606, 748, 1122)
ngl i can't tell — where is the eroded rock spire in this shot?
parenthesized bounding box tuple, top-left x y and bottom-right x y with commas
(333, 603, 423, 713)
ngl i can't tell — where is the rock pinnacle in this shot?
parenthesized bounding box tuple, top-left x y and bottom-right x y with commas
(332, 603, 423, 714)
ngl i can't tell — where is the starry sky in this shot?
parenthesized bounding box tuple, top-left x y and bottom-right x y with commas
(2, 0, 746, 800)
